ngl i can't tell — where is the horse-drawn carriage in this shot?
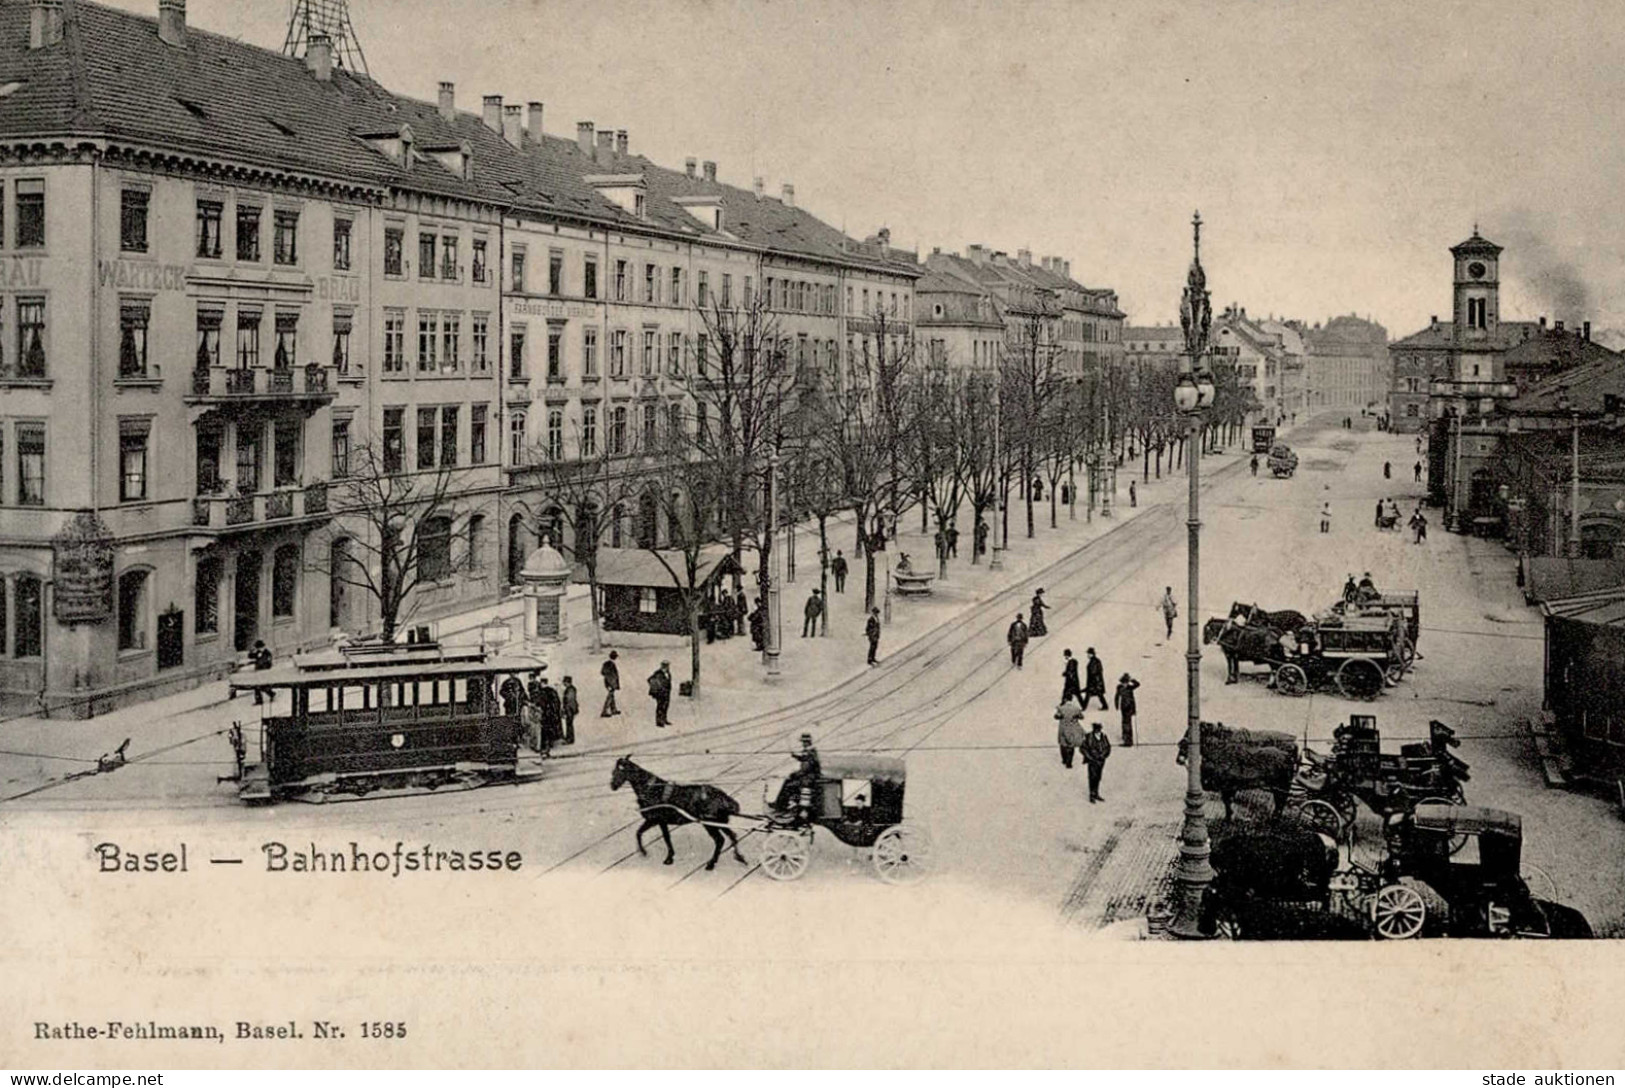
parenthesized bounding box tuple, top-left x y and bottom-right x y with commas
(609, 752, 933, 884)
(1267, 443, 1298, 478)
(1205, 602, 1409, 700)
(1293, 717, 1469, 840)
(1337, 591, 1421, 651)
(1200, 803, 1592, 940)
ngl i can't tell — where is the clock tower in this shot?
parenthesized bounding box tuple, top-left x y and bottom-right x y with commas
(1450, 227, 1504, 381)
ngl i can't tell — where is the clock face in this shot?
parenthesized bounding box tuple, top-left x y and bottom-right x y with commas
(1468, 261, 1487, 279)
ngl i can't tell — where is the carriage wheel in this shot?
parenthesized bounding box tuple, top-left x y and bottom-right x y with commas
(1275, 663, 1309, 696)
(1212, 906, 1242, 940)
(1336, 658, 1385, 701)
(757, 828, 813, 882)
(1300, 799, 1345, 839)
(1398, 638, 1417, 667)
(1371, 882, 1427, 939)
(871, 824, 934, 885)
(1420, 794, 1469, 854)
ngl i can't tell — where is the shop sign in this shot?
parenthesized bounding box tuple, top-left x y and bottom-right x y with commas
(52, 511, 116, 624)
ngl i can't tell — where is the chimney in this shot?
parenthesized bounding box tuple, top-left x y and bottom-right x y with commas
(703, 161, 717, 183)
(1063, 260, 1071, 278)
(158, 0, 185, 47)
(437, 82, 456, 122)
(1539, 315, 1547, 330)
(595, 128, 614, 165)
(753, 176, 764, 198)
(876, 226, 890, 247)
(526, 101, 543, 139)
(28, 0, 62, 49)
(502, 105, 523, 147)
(483, 95, 503, 133)
(781, 183, 795, 208)
(1555, 320, 1565, 334)
(576, 121, 594, 156)
(685, 158, 697, 178)
(615, 130, 628, 155)
(1017, 248, 1032, 267)
(1584, 320, 1591, 342)
(306, 32, 332, 81)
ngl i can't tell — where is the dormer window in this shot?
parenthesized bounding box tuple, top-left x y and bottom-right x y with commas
(673, 195, 725, 232)
(584, 174, 648, 217)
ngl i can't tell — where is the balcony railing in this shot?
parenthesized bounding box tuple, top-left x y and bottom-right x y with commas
(186, 364, 337, 402)
(305, 481, 328, 514)
(265, 490, 294, 519)
(226, 495, 256, 525)
(191, 486, 333, 531)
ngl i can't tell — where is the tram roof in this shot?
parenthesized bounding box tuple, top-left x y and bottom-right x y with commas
(231, 648, 545, 689)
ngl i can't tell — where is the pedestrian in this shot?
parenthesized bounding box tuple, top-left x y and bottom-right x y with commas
(1342, 573, 1359, 605)
(600, 650, 621, 717)
(1129, 479, 1137, 507)
(831, 550, 848, 593)
(934, 528, 946, 563)
(1411, 508, 1428, 544)
(1414, 461, 1423, 483)
(1250, 454, 1259, 476)
(1159, 586, 1178, 640)
(1028, 589, 1048, 637)
(734, 587, 748, 635)
(1007, 612, 1030, 669)
(1081, 722, 1112, 802)
(802, 588, 823, 637)
(865, 607, 882, 666)
(1374, 498, 1385, 528)
(526, 669, 546, 711)
(560, 676, 579, 745)
(1055, 694, 1086, 768)
(648, 660, 672, 728)
(1083, 647, 1108, 710)
(251, 639, 274, 705)
(1320, 501, 1332, 534)
(1114, 673, 1140, 747)
(947, 524, 960, 558)
(974, 519, 988, 559)
(500, 671, 527, 718)
(1384, 460, 1391, 480)
(537, 675, 563, 757)
(750, 599, 766, 650)
(1061, 648, 1083, 705)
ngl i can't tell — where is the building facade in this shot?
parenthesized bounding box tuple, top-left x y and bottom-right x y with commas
(1302, 315, 1389, 412)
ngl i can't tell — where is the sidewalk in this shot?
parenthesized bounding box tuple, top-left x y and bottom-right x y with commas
(0, 436, 1262, 801)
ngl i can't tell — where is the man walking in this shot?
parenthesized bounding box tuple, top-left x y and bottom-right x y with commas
(600, 650, 621, 718)
(1114, 672, 1140, 747)
(1250, 454, 1259, 476)
(1129, 480, 1137, 508)
(1055, 694, 1085, 769)
(1320, 501, 1332, 534)
(1414, 461, 1423, 483)
(1411, 507, 1428, 544)
(1081, 722, 1112, 803)
(1061, 648, 1083, 705)
(1083, 647, 1108, 710)
(865, 608, 882, 666)
(974, 519, 988, 559)
(831, 550, 848, 593)
(648, 660, 672, 728)
(947, 524, 959, 558)
(1159, 586, 1178, 640)
(560, 675, 579, 745)
(536, 676, 563, 757)
(1006, 612, 1029, 669)
(802, 588, 823, 637)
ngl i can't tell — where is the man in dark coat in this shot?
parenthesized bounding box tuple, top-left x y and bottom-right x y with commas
(1006, 613, 1029, 669)
(251, 640, 274, 705)
(974, 519, 988, 558)
(802, 588, 823, 637)
(749, 600, 766, 650)
(560, 676, 579, 745)
(526, 669, 546, 710)
(600, 650, 621, 717)
(536, 676, 563, 756)
(1113, 673, 1140, 747)
(1081, 722, 1112, 802)
(947, 524, 959, 558)
(865, 608, 882, 666)
(1061, 648, 1083, 705)
(500, 673, 527, 719)
(831, 550, 848, 593)
(734, 588, 748, 636)
(648, 660, 672, 728)
(1083, 647, 1108, 710)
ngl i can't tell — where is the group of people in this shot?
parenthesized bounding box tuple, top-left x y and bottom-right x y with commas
(1005, 589, 1050, 667)
(598, 650, 675, 729)
(498, 669, 578, 757)
(702, 586, 750, 643)
(932, 524, 962, 562)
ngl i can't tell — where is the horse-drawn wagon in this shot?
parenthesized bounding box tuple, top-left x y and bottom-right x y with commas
(1205, 603, 1409, 699)
(1292, 716, 1469, 840)
(1267, 443, 1298, 478)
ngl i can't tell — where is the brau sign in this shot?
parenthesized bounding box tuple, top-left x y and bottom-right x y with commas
(98, 259, 187, 291)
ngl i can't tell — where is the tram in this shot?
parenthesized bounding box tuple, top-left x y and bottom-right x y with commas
(227, 639, 543, 803)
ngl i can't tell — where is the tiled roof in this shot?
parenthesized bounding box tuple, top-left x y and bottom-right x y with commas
(1503, 331, 1619, 372)
(1451, 230, 1503, 256)
(915, 266, 984, 295)
(1, 0, 914, 274)
(1509, 354, 1625, 414)
(1541, 585, 1625, 627)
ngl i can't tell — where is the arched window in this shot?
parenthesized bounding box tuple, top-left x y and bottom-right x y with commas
(272, 544, 300, 618)
(419, 516, 452, 581)
(117, 569, 149, 651)
(13, 575, 41, 658)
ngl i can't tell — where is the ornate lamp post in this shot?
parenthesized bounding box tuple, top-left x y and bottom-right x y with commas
(1170, 211, 1218, 939)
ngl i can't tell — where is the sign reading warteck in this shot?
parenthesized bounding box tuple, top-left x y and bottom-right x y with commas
(52, 511, 116, 624)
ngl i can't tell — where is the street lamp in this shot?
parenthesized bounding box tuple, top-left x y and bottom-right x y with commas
(990, 365, 1005, 571)
(1169, 211, 1216, 940)
(765, 447, 782, 677)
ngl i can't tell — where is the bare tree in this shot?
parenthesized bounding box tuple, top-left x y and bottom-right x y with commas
(313, 441, 483, 643)
(1001, 308, 1066, 539)
(912, 357, 972, 576)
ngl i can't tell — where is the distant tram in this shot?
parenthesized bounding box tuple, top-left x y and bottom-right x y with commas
(228, 640, 542, 803)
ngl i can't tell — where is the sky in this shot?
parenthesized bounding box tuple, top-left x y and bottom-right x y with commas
(105, 0, 1625, 335)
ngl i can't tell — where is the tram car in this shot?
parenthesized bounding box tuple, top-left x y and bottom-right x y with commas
(227, 639, 543, 802)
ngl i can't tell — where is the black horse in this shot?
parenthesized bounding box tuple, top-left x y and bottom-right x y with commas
(1204, 605, 1308, 682)
(610, 756, 747, 870)
(1177, 722, 1299, 821)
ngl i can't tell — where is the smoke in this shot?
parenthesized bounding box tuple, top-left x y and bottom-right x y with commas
(1496, 209, 1592, 323)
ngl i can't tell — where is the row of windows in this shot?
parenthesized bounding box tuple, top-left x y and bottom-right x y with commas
(380, 310, 491, 375)
(378, 403, 491, 474)
(508, 399, 683, 465)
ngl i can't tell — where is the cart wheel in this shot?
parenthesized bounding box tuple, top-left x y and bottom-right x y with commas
(871, 824, 933, 885)
(1419, 795, 1469, 854)
(758, 828, 813, 882)
(1522, 863, 1558, 904)
(1275, 663, 1309, 696)
(1337, 658, 1385, 701)
(1398, 638, 1417, 667)
(1371, 882, 1427, 939)
(1300, 799, 1344, 839)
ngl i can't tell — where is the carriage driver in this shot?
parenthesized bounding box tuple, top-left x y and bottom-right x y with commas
(771, 734, 822, 818)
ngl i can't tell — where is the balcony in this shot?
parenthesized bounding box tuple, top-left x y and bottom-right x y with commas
(186, 363, 337, 415)
(189, 483, 334, 534)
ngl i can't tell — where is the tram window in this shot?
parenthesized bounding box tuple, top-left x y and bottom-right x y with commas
(310, 688, 331, 713)
(454, 678, 469, 704)
(341, 686, 368, 711)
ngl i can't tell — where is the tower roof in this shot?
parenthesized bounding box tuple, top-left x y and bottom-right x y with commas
(1451, 227, 1503, 257)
